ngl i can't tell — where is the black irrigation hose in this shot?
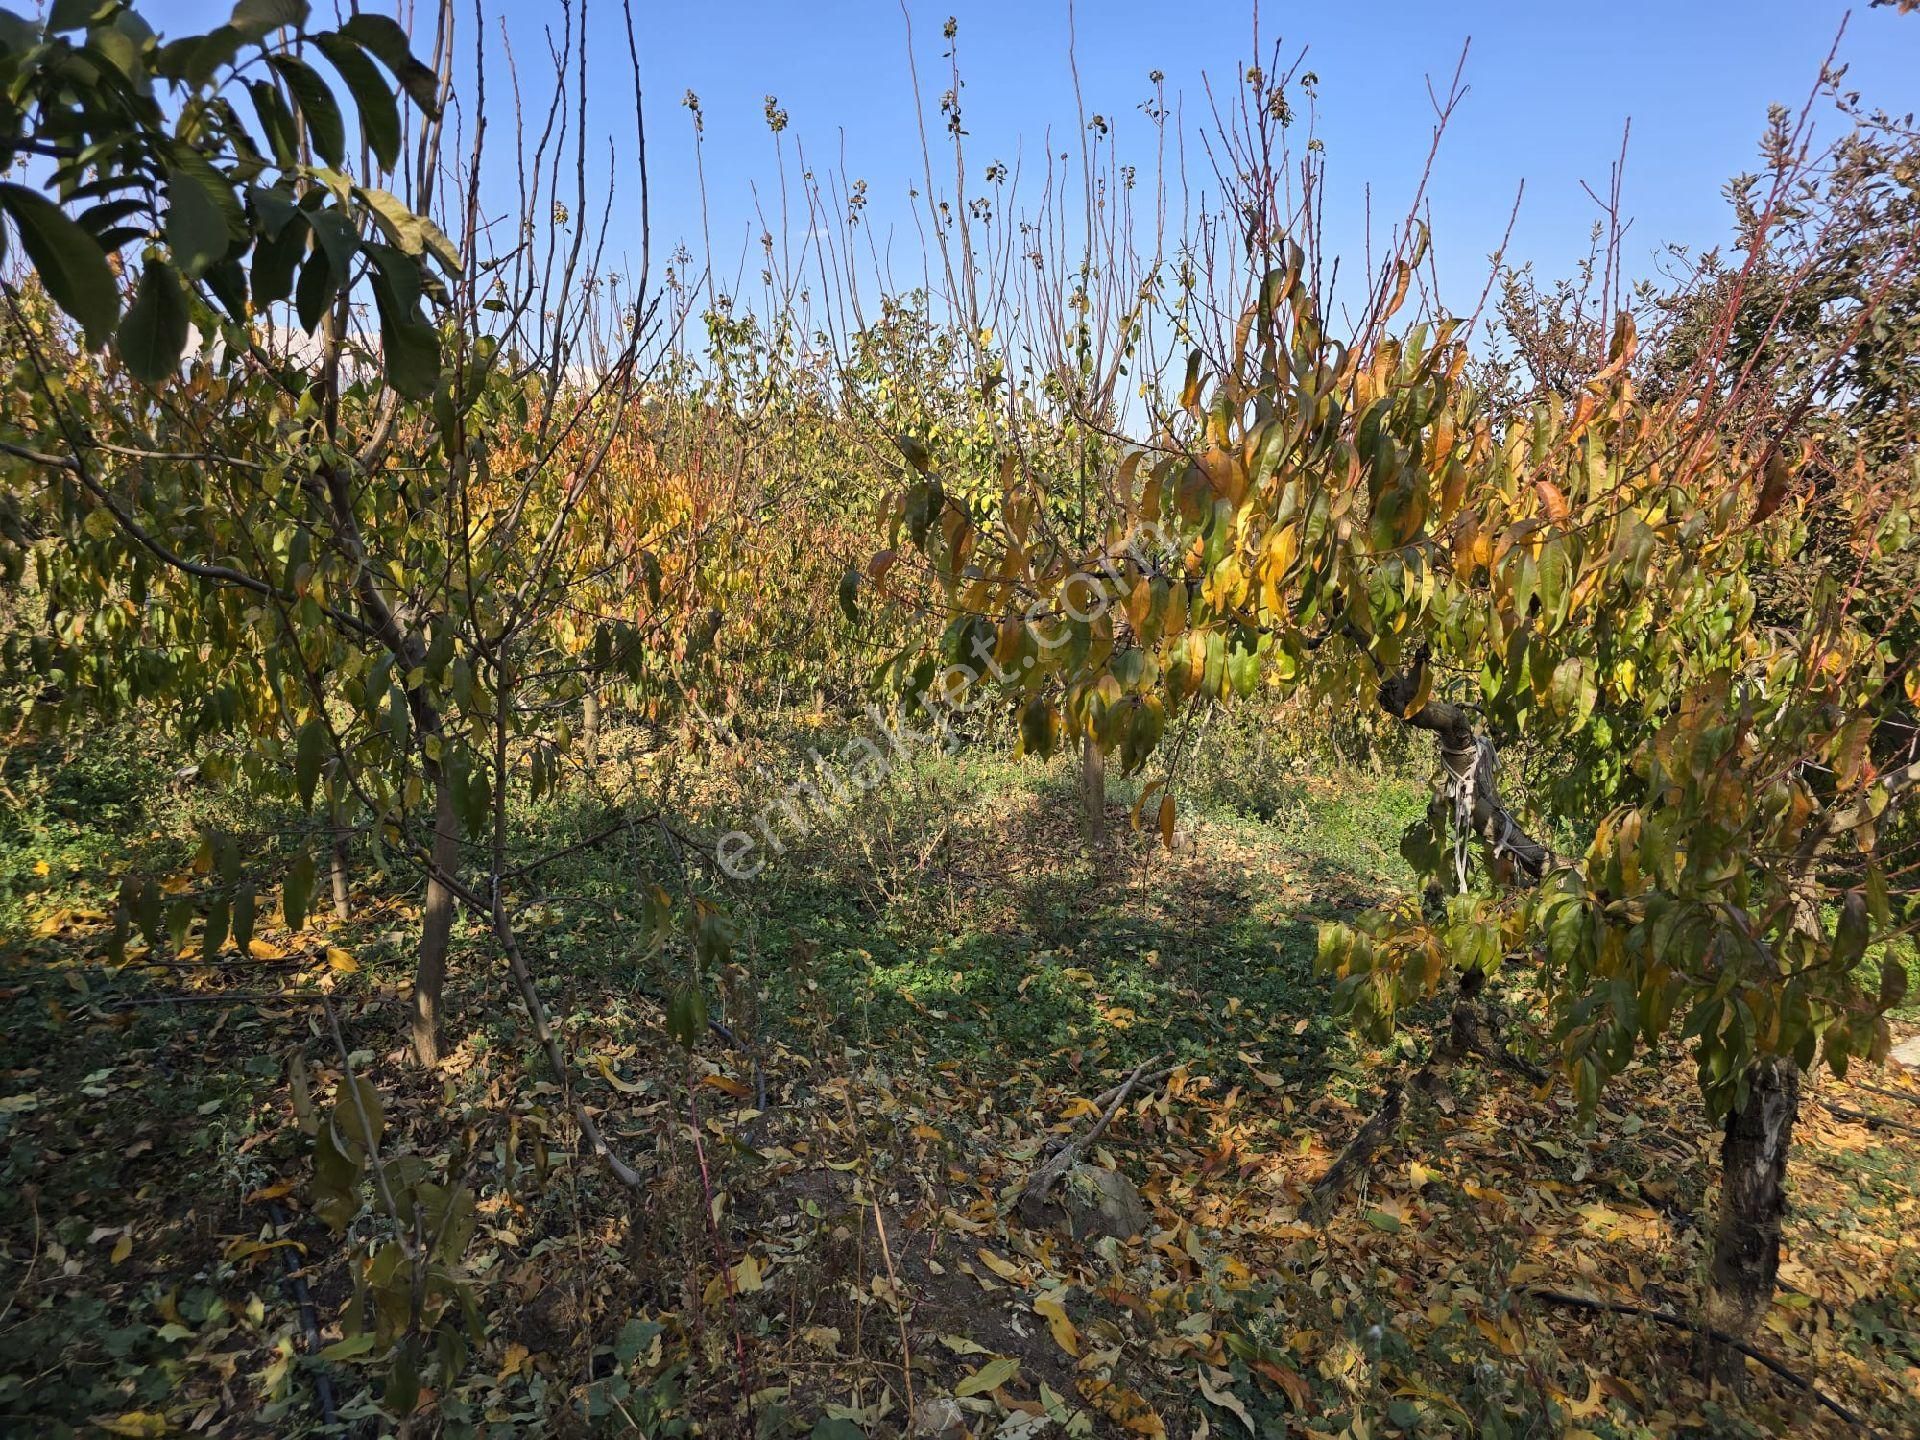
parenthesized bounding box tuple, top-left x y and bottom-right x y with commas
(269, 1202, 339, 1430)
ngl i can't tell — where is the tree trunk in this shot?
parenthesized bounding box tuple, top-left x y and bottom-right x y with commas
(328, 793, 351, 923)
(1080, 731, 1106, 857)
(582, 690, 601, 773)
(410, 775, 461, 1068)
(1379, 662, 1555, 885)
(1704, 1057, 1801, 1375)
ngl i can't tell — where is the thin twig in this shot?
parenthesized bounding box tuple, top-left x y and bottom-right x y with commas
(1520, 1287, 1882, 1438)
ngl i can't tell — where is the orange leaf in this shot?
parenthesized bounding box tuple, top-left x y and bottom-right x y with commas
(1078, 1377, 1167, 1437)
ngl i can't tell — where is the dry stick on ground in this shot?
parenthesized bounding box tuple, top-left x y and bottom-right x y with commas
(1818, 1098, 1920, 1140)
(1520, 1288, 1883, 1439)
(1088, 1063, 1179, 1111)
(1308, 970, 1542, 1220)
(1847, 1081, 1920, 1109)
(1307, 1070, 1419, 1224)
(869, 1195, 915, 1425)
(1019, 1052, 1164, 1220)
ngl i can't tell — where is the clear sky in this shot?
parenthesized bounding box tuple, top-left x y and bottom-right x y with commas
(131, 2, 1917, 321)
(495, 0, 1914, 320)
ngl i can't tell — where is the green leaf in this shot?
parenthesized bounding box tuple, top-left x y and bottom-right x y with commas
(665, 984, 707, 1049)
(295, 717, 325, 809)
(0, 183, 119, 347)
(115, 260, 190, 384)
(316, 1331, 376, 1362)
(86, 19, 147, 88)
(613, 1317, 663, 1367)
(202, 897, 230, 961)
(165, 151, 242, 277)
(340, 12, 440, 115)
(335, 1076, 385, 1151)
(0, 8, 41, 51)
(809, 1423, 866, 1440)
(252, 216, 304, 306)
(154, 26, 244, 87)
(315, 33, 400, 172)
(386, 1339, 421, 1416)
(294, 246, 335, 333)
(46, 0, 104, 34)
(1020, 697, 1057, 759)
(231, 883, 257, 955)
(358, 187, 460, 270)
(283, 851, 315, 932)
(229, 0, 308, 42)
(364, 244, 441, 399)
(954, 1354, 1019, 1397)
(1834, 889, 1869, 969)
(268, 54, 345, 168)
(246, 77, 300, 168)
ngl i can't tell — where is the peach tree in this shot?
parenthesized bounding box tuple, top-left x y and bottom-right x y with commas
(863, 197, 1918, 1354)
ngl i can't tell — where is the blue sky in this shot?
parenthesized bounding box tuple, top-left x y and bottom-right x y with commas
(499, 0, 1914, 318)
(128, 2, 1916, 320)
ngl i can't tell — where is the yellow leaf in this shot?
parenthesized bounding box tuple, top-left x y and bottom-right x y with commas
(1158, 792, 1176, 849)
(595, 1057, 646, 1094)
(976, 1247, 1027, 1285)
(325, 946, 358, 973)
(955, 1354, 1020, 1397)
(110, 1233, 132, 1264)
(1033, 1294, 1080, 1357)
(498, 1341, 530, 1379)
(1079, 1377, 1167, 1437)
(1565, 1374, 1605, 1419)
(31, 859, 50, 877)
(731, 1254, 764, 1293)
(248, 938, 287, 960)
(96, 1414, 168, 1438)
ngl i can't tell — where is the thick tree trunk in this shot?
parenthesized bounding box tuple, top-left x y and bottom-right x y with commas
(582, 691, 601, 773)
(328, 793, 351, 923)
(410, 775, 461, 1068)
(1080, 731, 1107, 856)
(1704, 1058, 1800, 1374)
(1378, 645, 1554, 884)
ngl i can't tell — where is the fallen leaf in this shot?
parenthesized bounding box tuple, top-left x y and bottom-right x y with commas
(1033, 1293, 1080, 1356)
(1197, 1367, 1254, 1433)
(1079, 1377, 1167, 1437)
(596, 1057, 646, 1094)
(977, 1247, 1027, 1284)
(94, 1414, 167, 1438)
(731, 1253, 764, 1293)
(955, 1354, 1020, 1397)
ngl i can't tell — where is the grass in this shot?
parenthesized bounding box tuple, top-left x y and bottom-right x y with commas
(1, 711, 1916, 1438)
